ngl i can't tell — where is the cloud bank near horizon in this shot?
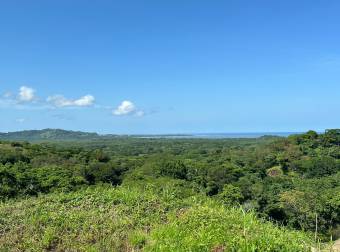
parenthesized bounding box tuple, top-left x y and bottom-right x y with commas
(1, 86, 146, 120)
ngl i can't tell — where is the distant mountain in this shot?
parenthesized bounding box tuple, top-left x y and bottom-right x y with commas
(0, 129, 102, 141)
(0, 129, 296, 142)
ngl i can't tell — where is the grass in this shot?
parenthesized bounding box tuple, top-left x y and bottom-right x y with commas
(0, 182, 314, 251)
(145, 206, 311, 251)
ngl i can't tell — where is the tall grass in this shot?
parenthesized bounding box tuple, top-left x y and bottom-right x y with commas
(0, 183, 314, 251)
(145, 204, 312, 251)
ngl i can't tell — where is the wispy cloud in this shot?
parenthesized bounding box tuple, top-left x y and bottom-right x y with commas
(135, 110, 145, 117)
(2, 91, 13, 99)
(51, 113, 75, 121)
(113, 100, 144, 117)
(15, 118, 26, 123)
(47, 94, 95, 108)
(312, 55, 340, 70)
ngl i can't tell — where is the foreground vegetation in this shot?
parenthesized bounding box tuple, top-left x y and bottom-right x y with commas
(0, 129, 339, 251)
(0, 184, 312, 251)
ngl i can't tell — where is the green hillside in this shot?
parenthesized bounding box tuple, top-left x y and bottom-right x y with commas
(0, 129, 101, 141)
(0, 184, 312, 251)
(0, 129, 339, 251)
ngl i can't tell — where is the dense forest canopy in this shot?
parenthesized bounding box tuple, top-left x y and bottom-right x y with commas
(0, 129, 339, 250)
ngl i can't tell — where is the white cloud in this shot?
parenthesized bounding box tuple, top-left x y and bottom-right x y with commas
(113, 100, 144, 116)
(18, 86, 36, 102)
(1, 86, 149, 119)
(73, 95, 95, 106)
(113, 100, 136, 115)
(47, 94, 95, 107)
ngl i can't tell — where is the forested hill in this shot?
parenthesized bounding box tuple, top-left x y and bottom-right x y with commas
(0, 129, 103, 141)
(0, 128, 288, 142)
(0, 129, 279, 142)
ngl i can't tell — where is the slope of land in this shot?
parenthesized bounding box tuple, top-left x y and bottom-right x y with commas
(0, 129, 339, 251)
(0, 184, 313, 251)
(0, 129, 101, 141)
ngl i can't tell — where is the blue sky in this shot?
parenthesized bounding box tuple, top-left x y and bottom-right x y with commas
(0, 0, 339, 134)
